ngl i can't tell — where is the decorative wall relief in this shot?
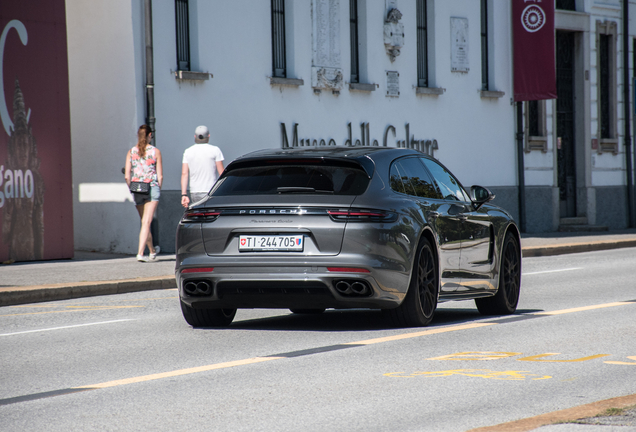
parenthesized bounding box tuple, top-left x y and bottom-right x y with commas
(311, 0, 343, 91)
(384, 0, 404, 62)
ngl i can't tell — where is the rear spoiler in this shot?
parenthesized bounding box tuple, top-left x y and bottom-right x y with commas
(222, 156, 375, 179)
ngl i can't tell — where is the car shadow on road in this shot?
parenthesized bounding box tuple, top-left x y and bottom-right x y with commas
(219, 307, 544, 332)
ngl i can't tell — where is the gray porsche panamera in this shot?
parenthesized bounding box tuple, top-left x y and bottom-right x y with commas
(175, 146, 521, 327)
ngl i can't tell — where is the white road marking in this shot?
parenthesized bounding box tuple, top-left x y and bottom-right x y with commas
(0, 319, 136, 337)
(523, 268, 582, 276)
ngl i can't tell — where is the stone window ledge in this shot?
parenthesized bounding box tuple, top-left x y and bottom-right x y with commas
(416, 87, 445, 96)
(598, 138, 619, 155)
(480, 90, 505, 99)
(270, 77, 304, 87)
(174, 70, 212, 81)
(525, 136, 548, 153)
(349, 82, 377, 92)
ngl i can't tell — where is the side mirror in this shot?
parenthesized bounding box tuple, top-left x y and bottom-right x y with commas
(471, 185, 495, 210)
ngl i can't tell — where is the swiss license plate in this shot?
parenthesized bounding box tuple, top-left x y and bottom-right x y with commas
(238, 235, 304, 252)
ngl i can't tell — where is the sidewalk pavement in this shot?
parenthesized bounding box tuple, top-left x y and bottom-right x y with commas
(1, 229, 636, 308)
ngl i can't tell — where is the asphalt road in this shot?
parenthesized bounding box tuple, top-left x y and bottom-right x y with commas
(1, 248, 635, 431)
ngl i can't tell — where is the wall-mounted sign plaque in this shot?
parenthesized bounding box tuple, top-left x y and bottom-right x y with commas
(451, 17, 469, 72)
(386, 71, 399, 97)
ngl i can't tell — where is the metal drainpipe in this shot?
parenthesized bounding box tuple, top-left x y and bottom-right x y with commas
(624, 0, 635, 228)
(144, 0, 159, 245)
(144, 0, 155, 136)
(516, 102, 527, 233)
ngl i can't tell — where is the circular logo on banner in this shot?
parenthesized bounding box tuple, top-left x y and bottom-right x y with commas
(521, 5, 546, 33)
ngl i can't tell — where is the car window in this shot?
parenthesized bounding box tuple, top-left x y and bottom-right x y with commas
(390, 158, 440, 199)
(419, 157, 470, 202)
(389, 163, 407, 194)
(211, 164, 369, 196)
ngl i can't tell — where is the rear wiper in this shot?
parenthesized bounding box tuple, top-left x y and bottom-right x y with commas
(277, 187, 333, 194)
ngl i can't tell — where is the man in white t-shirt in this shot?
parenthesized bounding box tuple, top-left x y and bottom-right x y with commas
(181, 125, 225, 208)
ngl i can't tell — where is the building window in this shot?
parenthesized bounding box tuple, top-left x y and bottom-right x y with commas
(175, 0, 190, 71)
(556, 0, 576, 11)
(271, 0, 286, 78)
(350, 0, 359, 83)
(416, 0, 428, 87)
(599, 35, 610, 139)
(525, 100, 547, 152)
(480, 0, 489, 91)
(596, 21, 618, 153)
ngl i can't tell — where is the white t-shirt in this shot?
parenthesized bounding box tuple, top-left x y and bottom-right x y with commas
(182, 143, 225, 193)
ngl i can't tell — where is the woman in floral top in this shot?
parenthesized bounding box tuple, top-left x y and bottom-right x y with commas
(125, 124, 163, 262)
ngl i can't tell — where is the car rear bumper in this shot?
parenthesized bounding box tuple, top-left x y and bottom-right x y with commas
(176, 263, 407, 310)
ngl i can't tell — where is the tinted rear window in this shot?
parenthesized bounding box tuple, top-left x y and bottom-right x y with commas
(211, 164, 370, 196)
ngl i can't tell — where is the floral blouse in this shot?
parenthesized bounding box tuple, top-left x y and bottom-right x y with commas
(130, 145, 159, 187)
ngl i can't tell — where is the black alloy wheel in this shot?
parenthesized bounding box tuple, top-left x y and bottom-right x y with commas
(475, 232, 521, 315)
(384, 237, 438, 327)
(180, 301, 237, 327)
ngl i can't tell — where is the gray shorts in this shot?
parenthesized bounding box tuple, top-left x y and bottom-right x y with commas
(189, 192, 208, 204)
(133, 185, 161, 205)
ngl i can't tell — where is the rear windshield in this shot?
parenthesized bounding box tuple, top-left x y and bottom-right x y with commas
(211, 164, 370, 196)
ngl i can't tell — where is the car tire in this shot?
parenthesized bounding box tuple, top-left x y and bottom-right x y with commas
(180, 301, 236, 327)
(475, 232, 521, 316)
(384, 237, 438, 327)
(289, 309, 326, 314)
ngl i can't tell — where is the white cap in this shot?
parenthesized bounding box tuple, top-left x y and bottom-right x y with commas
(194, 125, 210, 143)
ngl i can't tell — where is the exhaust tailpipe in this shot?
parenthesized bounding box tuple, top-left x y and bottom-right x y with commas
(335, 281, 352, 295)
(196, 281, 212, 295)
(350, 281, 369, 296)
(183, 280, 212, 296)
(184, 281, 198, 295)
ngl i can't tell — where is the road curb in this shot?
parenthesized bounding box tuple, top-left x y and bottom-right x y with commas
(521, 239, 636, 258)
(468, 393, 636, 432)
(0, 276, 176, 307)
(522, 239, 636, 257)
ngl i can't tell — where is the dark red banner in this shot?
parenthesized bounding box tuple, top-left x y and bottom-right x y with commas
(0, 1, 73, 262)
(513, 0, 557, 101)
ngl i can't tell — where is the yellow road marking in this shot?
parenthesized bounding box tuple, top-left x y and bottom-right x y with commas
(8, 296, 177, 308)
(518, 353, 611, 362)
(74, 356, 283, 390)
(343, 323, 495, 346)
(427, 351, 522, 361)
(384, 369, 552, 381)
(605, 356, 636, 365)
(0, 306, 143, 317)
(9, 305, 60, 308)
(534, 302, 631, 315)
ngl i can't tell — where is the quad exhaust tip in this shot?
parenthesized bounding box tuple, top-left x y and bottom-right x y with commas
(334, 280, 371, 297)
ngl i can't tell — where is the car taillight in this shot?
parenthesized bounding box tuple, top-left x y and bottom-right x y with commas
(327, 267, 370, 273)
(181, 267, 215, 274)
(327, 208, 397, 223)
(181, 210, 221, 223)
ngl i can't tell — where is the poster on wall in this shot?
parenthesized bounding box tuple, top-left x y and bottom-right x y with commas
(0, 1, 73, 262)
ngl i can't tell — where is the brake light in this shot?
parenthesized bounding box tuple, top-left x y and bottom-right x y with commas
(327, 267, 370, 273)
(182, 267, 215, 274)
(181, 210, 221, 223)
(327, 208, 396, 222)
